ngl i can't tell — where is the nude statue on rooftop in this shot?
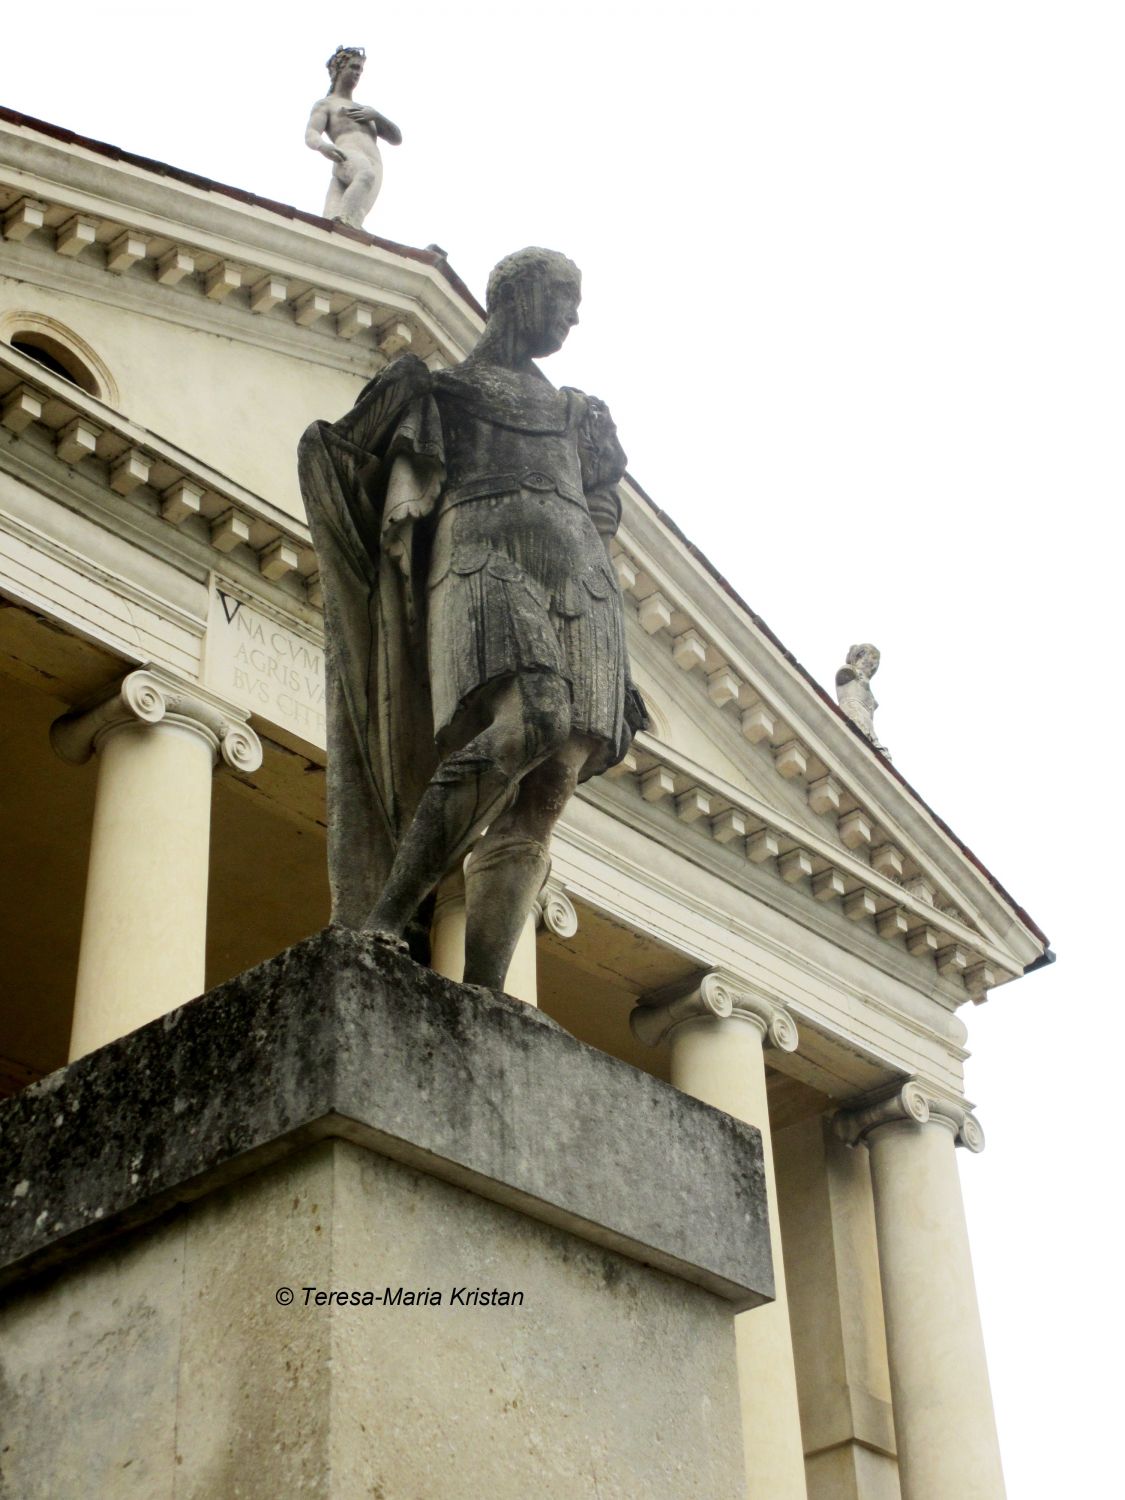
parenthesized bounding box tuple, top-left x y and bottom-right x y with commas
(305, 46, 401, 230)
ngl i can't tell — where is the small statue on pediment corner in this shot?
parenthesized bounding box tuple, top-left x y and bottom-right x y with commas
(836, 643, 890, 758)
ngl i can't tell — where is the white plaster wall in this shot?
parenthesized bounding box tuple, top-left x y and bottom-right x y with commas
(0, 275, 364, 519)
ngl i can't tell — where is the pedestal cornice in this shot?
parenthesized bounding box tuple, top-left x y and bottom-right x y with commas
(50, 664, 263, 773)
(834, 1080, 985, 1152)
(0, 929, 774, 1308)
(631, 969, 799, 1054)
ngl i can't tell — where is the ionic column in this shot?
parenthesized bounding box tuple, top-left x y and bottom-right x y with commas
(52, 667, 262, 1060)
(632, 973, 809, 1500)
(835, 1082, 1005, 1500)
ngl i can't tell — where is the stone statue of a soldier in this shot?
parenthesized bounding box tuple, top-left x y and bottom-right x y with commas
(305, 46, 401, 229)
(835, 643, 889, 756)
(298, 248, 646, 992)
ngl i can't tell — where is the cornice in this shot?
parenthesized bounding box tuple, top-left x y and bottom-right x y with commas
(0, 443, 208, 636)
(577, 776, 975, 1056)
(553, 805, 972, 1079)
(611, 501, 1045, 986)
(0, 342, 318, 608)
(0, 123, 483, 362)
(0, 238, 382, 381)
(595, 727, 1019, 1005)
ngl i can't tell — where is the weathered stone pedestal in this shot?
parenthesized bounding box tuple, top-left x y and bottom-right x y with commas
(0, 930, 773, 1499)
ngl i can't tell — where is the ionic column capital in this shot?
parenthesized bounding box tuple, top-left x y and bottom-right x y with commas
(533, 879, 579, 939)
(50, 665, 263, 773)
(631, 969, 799, 1053)
(834, 1079, 985, 1153)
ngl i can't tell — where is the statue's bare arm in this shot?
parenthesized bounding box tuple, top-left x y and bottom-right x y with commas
(305, 102, 345, 162)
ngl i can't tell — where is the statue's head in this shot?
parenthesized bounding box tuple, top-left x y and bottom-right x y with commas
(485, 248, 581, 359)
(846, 643, 881, 679)
(327, 46, 366, 88)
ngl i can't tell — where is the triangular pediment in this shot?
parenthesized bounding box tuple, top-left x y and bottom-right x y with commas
(598, 497, 1048, 1004)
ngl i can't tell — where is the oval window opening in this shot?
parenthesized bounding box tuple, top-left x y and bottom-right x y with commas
(9, 334, 100, 397)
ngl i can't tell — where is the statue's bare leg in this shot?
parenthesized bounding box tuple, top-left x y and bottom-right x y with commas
(462, 734, 595, 992)
(335, 147, 382, 226)
(364, 671, 572, 945)
(322, 167, 347, 220)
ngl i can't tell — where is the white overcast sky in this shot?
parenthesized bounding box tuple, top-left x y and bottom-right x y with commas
(3, 3, 1121, 1490)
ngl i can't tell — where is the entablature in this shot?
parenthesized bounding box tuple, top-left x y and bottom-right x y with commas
(595, 729, 1013, 1007)
(549, 797, 972, 1103)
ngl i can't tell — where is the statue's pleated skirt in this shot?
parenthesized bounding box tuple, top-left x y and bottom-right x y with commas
(427, 489, 628, 764)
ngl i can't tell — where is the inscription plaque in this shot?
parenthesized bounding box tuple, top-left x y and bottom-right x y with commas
(205, 583, 326, 749)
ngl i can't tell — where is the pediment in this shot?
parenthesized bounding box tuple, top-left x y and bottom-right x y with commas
(602, 499, 1048, 1004)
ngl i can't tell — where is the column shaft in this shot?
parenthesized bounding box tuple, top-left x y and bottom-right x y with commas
(430, 870, 468, 985)
(867, 1119, 1005, 1500)
(69, 721, 214, 1059)
(775, 1116, 900, 1499)
(671, 1016, 809, 1500)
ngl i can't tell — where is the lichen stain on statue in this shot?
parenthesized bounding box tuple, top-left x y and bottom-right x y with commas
(298, 248, 648, 993)
(305, 46, 402, 230)
(835, 643, 890, 758)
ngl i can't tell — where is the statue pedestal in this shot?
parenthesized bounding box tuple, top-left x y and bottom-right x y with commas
(0, 930, 773, 1498)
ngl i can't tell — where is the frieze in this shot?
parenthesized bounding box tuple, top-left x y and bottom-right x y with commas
(204, 582, 326, 749)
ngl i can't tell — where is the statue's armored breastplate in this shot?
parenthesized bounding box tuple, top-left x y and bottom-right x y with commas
(434, 366, 587, 508)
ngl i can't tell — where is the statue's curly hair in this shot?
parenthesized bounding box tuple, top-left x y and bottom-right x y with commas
(485, 247, 580, 314)
(326, 45, 366, 82)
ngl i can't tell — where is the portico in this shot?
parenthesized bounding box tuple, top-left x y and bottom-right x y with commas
(0, 104, 1049, 1500)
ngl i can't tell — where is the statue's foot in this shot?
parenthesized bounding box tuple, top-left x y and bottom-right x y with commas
(366, 926, 410, 956)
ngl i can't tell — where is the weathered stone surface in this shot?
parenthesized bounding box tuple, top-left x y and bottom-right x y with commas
(1, 1141, 748, 1499)
(0, 927, 773, 1306)
(835, 641, 889, 756)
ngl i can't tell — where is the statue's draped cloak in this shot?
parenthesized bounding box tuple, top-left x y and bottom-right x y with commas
(298, 353, 634, 931)
(298, 355, 443, 928)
